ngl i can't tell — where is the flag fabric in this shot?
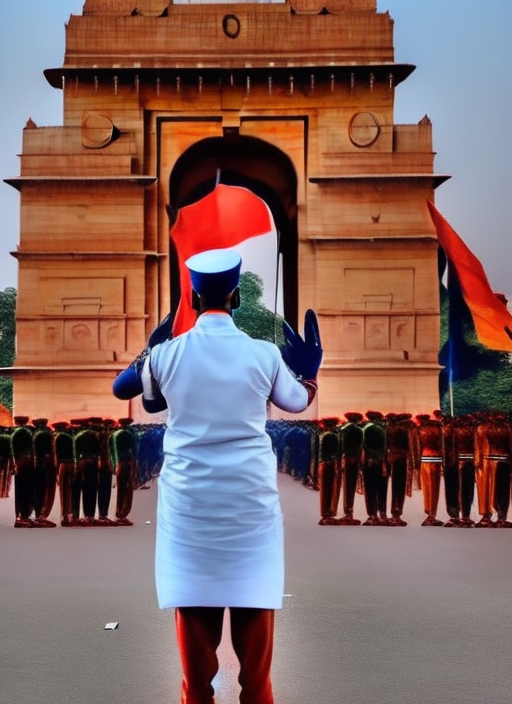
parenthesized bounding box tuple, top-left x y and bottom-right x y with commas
(169, 184, 273, 337)
(0, 402, 11, 425)
(438, 276, 474, 384)
(427, 200, 512, 353)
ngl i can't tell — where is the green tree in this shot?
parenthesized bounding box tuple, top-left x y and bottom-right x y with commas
(0, 287, 16, 411)
(234, 271, 284, 346)
(439, 285, 512, 415)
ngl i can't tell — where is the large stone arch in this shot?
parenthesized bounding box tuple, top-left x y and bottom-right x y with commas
(6, 1, 445, 420)
(167, 135, 299, 327)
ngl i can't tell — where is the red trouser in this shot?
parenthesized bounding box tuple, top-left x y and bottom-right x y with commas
(175, 606, 275, 704)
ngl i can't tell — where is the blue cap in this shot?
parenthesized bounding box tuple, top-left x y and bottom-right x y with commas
(185, 249, 242, 302)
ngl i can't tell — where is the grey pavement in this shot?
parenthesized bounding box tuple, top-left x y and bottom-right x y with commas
(1, 475, 511, 704)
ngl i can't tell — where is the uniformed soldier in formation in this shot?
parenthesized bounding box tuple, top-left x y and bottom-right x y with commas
(265, 420, 283, 469)
(110, 417, 137, 526)
(277, 421, 300, 478)
(72, 418, 102, 526)
(414, 413, 444, 526)
(338, 412, 364, 525)
(11, 416, 36, 528)
(305, 419, 322, 491)
(134, 422, 165, 487)
(53, 420, 79, 527)
(441, 413, 461, 527)
(284, 420, 318, 486)
(385, 412, 416, 526)
(317, 417, 342, 525)
(474, 411, 512, 527)
(305, 420, 322, 490)
(32, 418, 57, 527)
(360, 411, 388, 526)
(97, 418, 116, 526)
(452, 414, 477, 527)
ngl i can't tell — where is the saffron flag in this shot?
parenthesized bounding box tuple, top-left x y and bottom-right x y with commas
(427, 200, 512, 353)
(169, 184, 273, 336)
(0, 402, 12, 425)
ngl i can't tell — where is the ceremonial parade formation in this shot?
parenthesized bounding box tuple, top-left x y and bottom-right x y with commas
(0, 415, 164, 528)
(267, 409, 512, 528)
(3, 408, 512, 531)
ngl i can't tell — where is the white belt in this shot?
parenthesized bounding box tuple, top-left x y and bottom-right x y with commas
(421, 456, 443, 463)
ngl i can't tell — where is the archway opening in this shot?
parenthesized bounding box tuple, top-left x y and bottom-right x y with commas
(167, 134, 298, 328)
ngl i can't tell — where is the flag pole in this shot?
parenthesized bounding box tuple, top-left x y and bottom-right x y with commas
(448, 312, 454, 417)
(273, 229, 281, 344)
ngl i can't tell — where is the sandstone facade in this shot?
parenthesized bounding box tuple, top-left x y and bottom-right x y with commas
(5, 0, 447, 420)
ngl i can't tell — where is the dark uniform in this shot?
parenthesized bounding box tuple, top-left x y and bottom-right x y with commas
(442, 414, 476, 527)
(279, 422, 300, 479)
(385, 412, 415, 526)
(442, 414, 460, 527)
(97, 418, 116, 525)
(305, 420, 321, 491)
(32, 418, 57, 527)
(297, 421, 319, 488)
(317, 418, 342, 525)
(285, 421, 316, 486)
(338, 412, 364, 525)
(53, 421, 78, 526)
(11, 416, 35, 528)
(73, 420, 102, 525)
(135, 422, 164, 487)
(361, 411, 388, 526)
(453, 415, 477, 527)
(110, 418, 136, 525)
(267, 420, 288, 476)
(474, 412, 512, 528)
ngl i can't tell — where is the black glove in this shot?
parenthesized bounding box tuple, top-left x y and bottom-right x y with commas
(281, 309, 323, 379)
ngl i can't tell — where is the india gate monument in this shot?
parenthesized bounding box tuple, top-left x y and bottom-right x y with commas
(4, 0, 448, 421)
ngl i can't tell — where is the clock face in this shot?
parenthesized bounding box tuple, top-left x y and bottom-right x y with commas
(348, 111, 381, 148)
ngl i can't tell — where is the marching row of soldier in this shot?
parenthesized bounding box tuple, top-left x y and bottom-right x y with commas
(3, 410, 512, 529)
(267, 410, 512, 528)
(0, 415, 164, 528)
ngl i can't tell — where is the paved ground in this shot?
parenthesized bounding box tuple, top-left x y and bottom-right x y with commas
(1, 475, 511, 704)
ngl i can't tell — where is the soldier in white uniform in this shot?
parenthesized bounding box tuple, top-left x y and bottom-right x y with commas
(115, 248, 322, 704)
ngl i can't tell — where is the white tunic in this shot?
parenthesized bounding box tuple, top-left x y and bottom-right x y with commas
(150, 312, 309, 609)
